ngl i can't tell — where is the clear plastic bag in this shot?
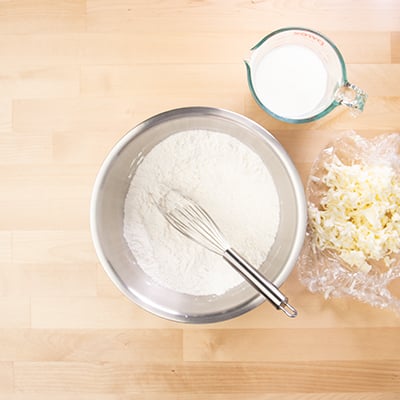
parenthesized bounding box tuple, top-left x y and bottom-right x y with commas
(297, 132, 400, 314)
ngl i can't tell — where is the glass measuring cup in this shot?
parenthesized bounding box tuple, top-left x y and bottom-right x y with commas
(245, 27, 367, 124)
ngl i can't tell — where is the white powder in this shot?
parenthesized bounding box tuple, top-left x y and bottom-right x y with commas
(253, 44, 328, 119)
(123, 130, 280, 296)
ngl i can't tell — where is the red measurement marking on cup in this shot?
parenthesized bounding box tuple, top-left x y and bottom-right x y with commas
(294, 31, 325, 46)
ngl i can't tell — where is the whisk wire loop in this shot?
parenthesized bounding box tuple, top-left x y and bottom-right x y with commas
(165, 202, 229, 255)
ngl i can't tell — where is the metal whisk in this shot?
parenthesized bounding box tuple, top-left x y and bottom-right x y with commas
(156, 190, 297, 318)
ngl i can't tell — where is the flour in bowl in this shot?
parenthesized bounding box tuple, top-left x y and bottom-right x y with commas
(123, 130, 280, 296)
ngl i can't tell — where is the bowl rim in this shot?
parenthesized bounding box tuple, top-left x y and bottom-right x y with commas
(90, 106, 307, 323)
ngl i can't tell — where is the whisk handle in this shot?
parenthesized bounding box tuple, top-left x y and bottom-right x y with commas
(223, 248, 297, 318)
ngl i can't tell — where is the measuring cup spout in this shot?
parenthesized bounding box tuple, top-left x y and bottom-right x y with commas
(243, 49, 254, 69)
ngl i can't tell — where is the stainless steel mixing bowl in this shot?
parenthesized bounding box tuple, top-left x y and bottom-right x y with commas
(90, 107, 307, 323)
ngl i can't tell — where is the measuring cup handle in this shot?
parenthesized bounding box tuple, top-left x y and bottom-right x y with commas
(334, 82, 368, 116)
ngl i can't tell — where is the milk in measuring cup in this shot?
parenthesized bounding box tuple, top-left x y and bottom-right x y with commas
(253, 44, 328, 119)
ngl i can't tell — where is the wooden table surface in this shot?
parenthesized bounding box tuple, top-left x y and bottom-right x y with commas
(1, 1, 400, 398)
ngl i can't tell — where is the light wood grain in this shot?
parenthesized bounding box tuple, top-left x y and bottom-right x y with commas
(0, 263, 97, 297)
(0, 1, 85, 34)
(1, 0, 400, 398)
(0, 99, 12, 133)
(392, 32, 400, 63)
(0, 395, 398, 400)
(183, 328, 400, 361)
(0, 297, 30, 329)
(0, 329, 182, 362)
(12, 360, 400, 393)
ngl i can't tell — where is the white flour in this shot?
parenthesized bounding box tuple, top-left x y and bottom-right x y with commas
(253, 44, 328, 118)
(123, 130, 280, 296)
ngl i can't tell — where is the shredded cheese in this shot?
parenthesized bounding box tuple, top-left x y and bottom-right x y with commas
(309, 155, 400, 273)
